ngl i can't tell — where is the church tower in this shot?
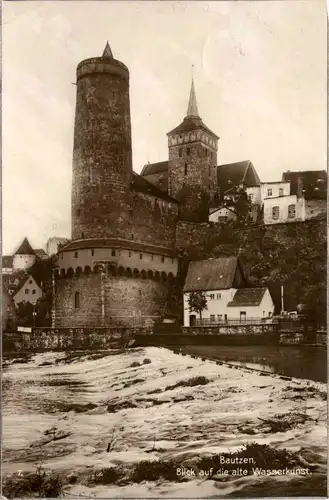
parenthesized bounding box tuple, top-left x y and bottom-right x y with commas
(167, 77, 219, 221)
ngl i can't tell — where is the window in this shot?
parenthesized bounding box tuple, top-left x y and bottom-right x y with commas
(32, 289, 36, 295)
(74, 291, 80, 309)
(216, 293, 221, 300)
(74, 251, 78, 258)
(205, 149, 208, 156)
(151, 255, 153, 261)
(217, 314, 223, 321)
(161, 256, 165, 263)
(210, 314, 216, 322)
(81, 232, 84, 239)
(184, 163, 187, 175)
(140, 253, 143, 259)
(279, 188, 284, 197)
(111, 250, 116, 257)
(240, 311, 246, 321)
(179, 148, 182, 158)
(129, 251, 131, 257)
(29, 280, 33, 284)
(91, 249, 94, 257)
(186, 147, 190, 156)
(288, 204, 296, 218)
(272, 206, 280, 220)
(248, 194, 254, 202)
(267, 188, 272, 197)
(218, 216, 228, 223)
(209, 293, 215, 300)
(25, 289, 29, 295)
(131, 234, 134, 240)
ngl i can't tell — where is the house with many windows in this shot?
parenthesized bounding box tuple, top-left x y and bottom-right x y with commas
(245, 180, 305, 225)
(183, 257, 274, 326)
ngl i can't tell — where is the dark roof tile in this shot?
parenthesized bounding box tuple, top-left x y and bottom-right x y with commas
(140, 161, 168, 176)
(14, 238, 35, 255)
(132, 172, 177, 202)
(227, 287, 267, 307)
(184, 257, 239, 292)
(167, 116, 219, 139)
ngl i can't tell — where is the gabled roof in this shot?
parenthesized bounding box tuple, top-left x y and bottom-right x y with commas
(167, 116, 219, 139)
(132, 172, 177, 202)
(2, 256, 13, 268)
(140, 161, 168, 177)
(14, 237, 35, 255)
(13, 274, 42, 296)
(183, 257, 241, 292)
(34, 249, 49, 260)
(282, 170, 327, 200)
(227, 287, 268, 307)
(218, 161, 261, 195)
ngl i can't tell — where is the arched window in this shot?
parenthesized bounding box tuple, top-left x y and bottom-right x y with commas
(288, 204, 296, 218)
(179, 148, 183, 158)
(74, 291, 80, 309)
(184, 163, 188, 175)
(186, 147, 190, 156)
(272, 206, 280, 220)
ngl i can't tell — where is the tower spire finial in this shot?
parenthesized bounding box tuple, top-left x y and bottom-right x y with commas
(186, 70, 200, 118)
(102, 41, 113, 58)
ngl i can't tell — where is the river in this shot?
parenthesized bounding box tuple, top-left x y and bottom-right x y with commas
(179, 345, 327, 382)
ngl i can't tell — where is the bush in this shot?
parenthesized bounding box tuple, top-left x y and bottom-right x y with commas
(130, 460, 184, 483)
(92, 467, 123, 484)
(3, 465, 63, 498)
(130, 361, 141, 368)
(143, 358, 152, 365)
(166, 376, 210, 390)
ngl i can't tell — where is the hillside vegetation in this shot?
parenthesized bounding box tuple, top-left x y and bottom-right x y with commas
(175, 219, 326, 324)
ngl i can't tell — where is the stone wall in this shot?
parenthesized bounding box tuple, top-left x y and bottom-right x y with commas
(71, 55, 133, 241)
(55, 269, 173, 328)
(3, 326, 152, 353)
(131, 190, 178, 251)
(181, 324, 278, 335)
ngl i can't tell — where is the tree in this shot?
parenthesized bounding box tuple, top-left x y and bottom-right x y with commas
(187, 291, 208, 320)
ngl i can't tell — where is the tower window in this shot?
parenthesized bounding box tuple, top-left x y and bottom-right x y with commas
(81, 232, 84, 239)
(91, 249, 94, 256)
(161, 256, 165, 263)
(131, 234, 134, 240)
(111, 250, 116, 257)
(184, 163, 188, 175)
(179, 148, 183, 158)
(74, 291, 80, 309)
(129, 251, 131, 257)
(140, 253, 143, 259)
(74, 251, 78, 258)
(186, 147, 190, 156)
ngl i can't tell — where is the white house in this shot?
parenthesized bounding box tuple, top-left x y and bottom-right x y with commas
(183, 257, 274, 326)
(246, 181, 305, 225)
(13, 275, 43, 306)
(209, 206, 237, 223)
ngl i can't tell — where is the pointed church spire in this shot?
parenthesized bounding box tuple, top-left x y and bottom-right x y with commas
(102, 41, 113, 58)
(186, 70, 200, 118)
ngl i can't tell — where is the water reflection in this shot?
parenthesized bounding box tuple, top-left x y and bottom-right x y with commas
(182, 346, 327, 382)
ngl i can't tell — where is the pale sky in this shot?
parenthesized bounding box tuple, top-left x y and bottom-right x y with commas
(2, 1, 327, 254)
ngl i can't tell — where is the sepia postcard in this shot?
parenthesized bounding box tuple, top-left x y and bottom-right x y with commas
(2, 1, 328, 498)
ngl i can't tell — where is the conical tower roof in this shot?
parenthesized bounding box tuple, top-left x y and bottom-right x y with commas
(14, 237, 35, 255)
(186, 77, 200, 118)
(102, 41, 113, 58)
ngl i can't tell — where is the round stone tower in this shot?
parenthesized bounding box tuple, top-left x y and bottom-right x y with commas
(72, 42, 133, 240)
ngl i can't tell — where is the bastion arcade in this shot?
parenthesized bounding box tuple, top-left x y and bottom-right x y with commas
(55, 42, 220, 327)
